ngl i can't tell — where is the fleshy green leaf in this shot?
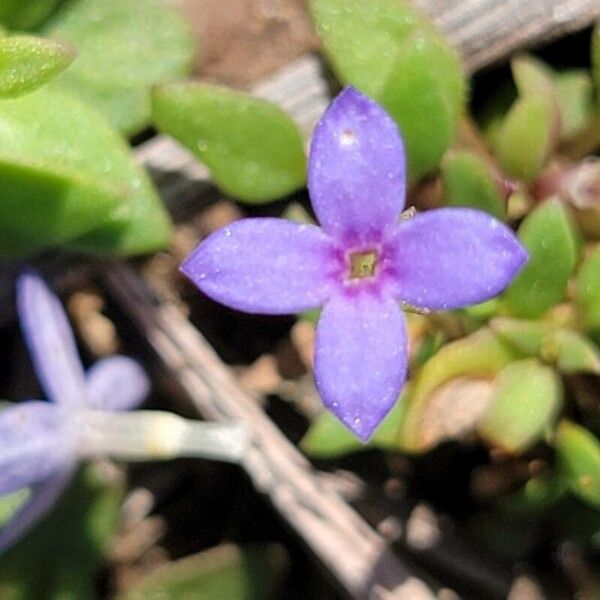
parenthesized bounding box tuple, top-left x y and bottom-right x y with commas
(556, 420, 600, 508)
(503, 200, 578, 318)
(0, 86, 171, 258)
(511, 55, 556, 98)
(0, 464, 124, 599)
(302, 411, 363, 457)
(551, 329, 600, 375)
(398, 328, 518, 452)
(441, 151, 504, 219)
(310, 0, 465, 180)
(0, 35, 74, 98)
(118, 544, 288, 600)
(310, 0, 420, 98)
(493, 56, 559, 181)
(0, 0, 62, 30)
(301, 393, 408, 458)
(283, 202, 314, 225)
(576, 248, 600, 334)
(478, 359, 562, 453)
(512, 56, 593, 139)
(555, 70, 594, 139)
(495, 94, 556, 181)
(490, 318, 600, 374)
(502, 474, 567, 513)
(379, 31, 465, 180)
(43, 0, 196, 135)
(490, 317, 551, 356)
(152, 83, 307, 203)
(0, 489, 30, 528)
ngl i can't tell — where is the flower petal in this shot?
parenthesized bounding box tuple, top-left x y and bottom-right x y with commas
(308, 86, 406, 242)
(86, 356, 150, 411)
(387, 208, 528, 310)
(314, 293, 408, 440)
(16, 270, 87, 406)
(0, 470, 72, 553)
(181, 218, 337, 314)
(0, 402, 76, 494)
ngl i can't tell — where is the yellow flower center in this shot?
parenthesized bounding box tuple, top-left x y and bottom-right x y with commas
(349, 250, 378, 279)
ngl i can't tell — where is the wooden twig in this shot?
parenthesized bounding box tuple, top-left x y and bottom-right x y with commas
(100, 262, 435, 600)
(417, 0, 600, 72)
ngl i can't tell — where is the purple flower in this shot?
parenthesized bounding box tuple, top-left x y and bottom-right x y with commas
(0, 270, 150, 551)
(181, 87, 527, 441)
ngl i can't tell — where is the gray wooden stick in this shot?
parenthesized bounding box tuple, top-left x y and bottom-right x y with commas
(417, 0, 600, 72)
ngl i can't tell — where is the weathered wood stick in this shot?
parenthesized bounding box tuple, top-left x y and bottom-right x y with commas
(417, 0, 600, 72)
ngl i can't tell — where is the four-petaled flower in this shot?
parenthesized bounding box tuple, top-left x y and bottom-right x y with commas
(181, 87, 528, 440)
(0, 270, 150, 551)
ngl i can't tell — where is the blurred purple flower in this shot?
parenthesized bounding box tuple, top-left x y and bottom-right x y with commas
(0, 270, 150, 551)
(181, 87, 527, 440)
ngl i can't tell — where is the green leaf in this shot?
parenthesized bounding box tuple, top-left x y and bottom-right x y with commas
(495, 94, 556, 181)
(493, 55, 559, 181)
(152, 83, 306, 203)
(301, 394, 408, 458)
(478, 359, 562, 453)
(503, 200, 578, 318)
(310, 0, 420, 98)
(556, 420, 600, 508)
(379, 31, 465, 180)
(0, 464, 124, 599)
(0, 86, 171, 258)
(552, 329, 600, 375)
(512, 56, 593, 140)
(118, 544, 288, 600)
(502, 473, 567, 513)
(511, 55, 556, 98)
(555, 70, 594, 139)
(576, 248, 600, 334)
(490, 318, 600, 374)
(441, 151, 504, 219)
(282, 202, 314, 224)
(310, 0, 465, 181)
(0, 35, 74, 98)
(43, 0, 196, 135)
(489, 317, 551, 356)
(398, 328, 518, 452)
(0, 0, 62, 30)
(301, 411, 364, 457)
(0, 489, 30, 528)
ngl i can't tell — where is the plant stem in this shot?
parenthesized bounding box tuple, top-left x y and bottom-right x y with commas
(78, 410, 248, 464)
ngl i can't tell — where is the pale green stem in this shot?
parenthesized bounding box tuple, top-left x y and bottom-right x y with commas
(77, 410, 248, 464)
